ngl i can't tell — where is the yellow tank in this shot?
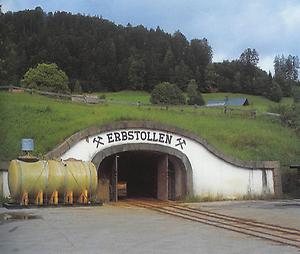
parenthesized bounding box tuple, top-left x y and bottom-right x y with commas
(8, 159, 98, 202)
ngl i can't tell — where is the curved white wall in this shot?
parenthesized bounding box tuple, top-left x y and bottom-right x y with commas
(0, 171, 10, 197)
(61, 128, 274, 198)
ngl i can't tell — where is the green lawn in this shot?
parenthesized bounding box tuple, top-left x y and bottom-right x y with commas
(203, 92, 293, 112)
(96, 90, 150, 104)
(1, 92, 299, 172)
(95, 90, 293, 113)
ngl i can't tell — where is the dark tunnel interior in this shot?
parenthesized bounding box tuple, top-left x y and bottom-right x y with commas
(98, 150, 186, 201)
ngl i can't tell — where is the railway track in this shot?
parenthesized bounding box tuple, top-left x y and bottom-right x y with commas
(123, 199, 300, 249)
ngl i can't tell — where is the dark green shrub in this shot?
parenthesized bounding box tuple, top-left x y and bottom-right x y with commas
(268, 104, 290, 115)
(186, 79, 205, 106)
(188, 94, 205, 105)
(98, 94, 106, 100)
(150, 82, 185, 105)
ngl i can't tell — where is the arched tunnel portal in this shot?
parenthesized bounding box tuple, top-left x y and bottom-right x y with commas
(92, 144, 193, 201)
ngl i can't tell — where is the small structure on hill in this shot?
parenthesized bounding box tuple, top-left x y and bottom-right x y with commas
(9, 87, 24, 93)
(206, 97, 249, 107)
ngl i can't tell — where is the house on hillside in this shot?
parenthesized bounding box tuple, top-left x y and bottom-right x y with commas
(206, 97, 249, 107)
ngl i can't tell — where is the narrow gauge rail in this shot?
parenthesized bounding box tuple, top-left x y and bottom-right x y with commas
(123, 199, 300, 249)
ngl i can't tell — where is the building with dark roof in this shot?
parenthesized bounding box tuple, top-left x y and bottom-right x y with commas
(206, 97, 249, 107)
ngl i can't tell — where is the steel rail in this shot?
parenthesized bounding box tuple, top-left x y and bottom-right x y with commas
(123, 199, 300, 249)
(166, 203, 300, 236)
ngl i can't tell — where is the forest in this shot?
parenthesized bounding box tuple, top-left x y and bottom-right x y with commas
(0, 7, 299, 99)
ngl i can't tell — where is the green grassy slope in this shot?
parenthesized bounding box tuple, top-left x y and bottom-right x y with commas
(97, 90, 150, 104)
(96, 90, 293, 113)
(203, 93, 293, 112)
(0, 92, 299, 170)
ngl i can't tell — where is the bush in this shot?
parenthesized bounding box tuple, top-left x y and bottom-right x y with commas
(150, 82, 185, 105)
(186, 79, 205, 106)
(188, 94, 205, 105)
(98, 94, 106, 100)
(268, 104, 290, 115)
(270, 104, 300, 134)
(268, 102, 300, 135)
(22, 63, 69, 93)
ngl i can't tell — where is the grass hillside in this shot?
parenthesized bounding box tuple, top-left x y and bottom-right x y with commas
(97, 90, 293, 113)
(1, 91, 299, 171)
(98, 90, 151, 104)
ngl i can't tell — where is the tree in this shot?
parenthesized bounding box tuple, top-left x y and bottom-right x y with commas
(0, 8, 216, 92)
(171, 31, 189, 63)
(239, 48, 259, 93)
(269, 81, 283, 102)
(161, 47, 175, 81)
(274, 54, 299, 96)
(239, 48, 259, 67)
(188, 38, 212, 84)
(204, 64, 220, 92)
(186, 79, 205, 105)
(150, 82, 185, 105)
(0, 42, 19, 84)
(128, 54, 146, 90)
(286, 55, 299, 80)
(265, 77, 282, 102)
(22, 63, 69, 93)
(171, 60, 191, 90)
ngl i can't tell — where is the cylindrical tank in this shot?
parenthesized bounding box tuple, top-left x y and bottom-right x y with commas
(8, 159, 98, 201)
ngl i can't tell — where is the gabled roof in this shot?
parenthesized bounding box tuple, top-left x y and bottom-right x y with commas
(206, 97, 249, 107)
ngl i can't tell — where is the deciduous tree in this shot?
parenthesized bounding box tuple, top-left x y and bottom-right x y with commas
(22, 63, 69, 93)
(150, 82, 185, 105)
(186, 79, 205, 105)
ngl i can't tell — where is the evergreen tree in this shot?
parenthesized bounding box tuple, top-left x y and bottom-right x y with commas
(274, 54, 299, 96)
(265, 74, 282, 102)
(2, 6, 294, 98)
(128, 54, 146, 90)
(186, 79, 205, 105)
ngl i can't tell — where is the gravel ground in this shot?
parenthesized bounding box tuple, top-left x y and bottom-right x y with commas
(186, 199, 300, 229)
(0, 200, 299, 254)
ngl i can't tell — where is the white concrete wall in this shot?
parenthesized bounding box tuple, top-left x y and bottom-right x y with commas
(0, 171, 10, 198)
(61, 128, 275, 198)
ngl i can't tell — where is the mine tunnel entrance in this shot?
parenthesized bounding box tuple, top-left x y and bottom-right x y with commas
(97, 150, 187, 202)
